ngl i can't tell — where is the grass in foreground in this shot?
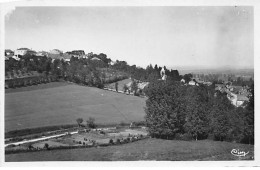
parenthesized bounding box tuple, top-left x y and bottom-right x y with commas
(5, 138, 254, 161)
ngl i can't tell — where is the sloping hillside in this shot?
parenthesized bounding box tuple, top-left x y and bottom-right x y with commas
(5, 82, 146, 132)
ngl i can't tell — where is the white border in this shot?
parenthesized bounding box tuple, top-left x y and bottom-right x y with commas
(0, 0, 259, 167)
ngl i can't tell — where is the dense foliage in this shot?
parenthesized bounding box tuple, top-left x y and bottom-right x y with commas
(144, 80, 254, 144)
(5, 53, 183, 89)
(111, 62, 181, 82)
(5, 53, 127, 89)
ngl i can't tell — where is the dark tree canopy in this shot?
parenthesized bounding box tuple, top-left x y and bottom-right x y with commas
(144, 80, 186, 139)
(144, 79, 254, 144)
(86, 117, 97, 129)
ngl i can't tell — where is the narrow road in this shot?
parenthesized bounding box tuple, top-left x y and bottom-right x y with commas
(5, 131, 78, 147)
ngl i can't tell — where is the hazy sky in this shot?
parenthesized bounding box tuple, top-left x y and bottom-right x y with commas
(5, 6, 253, 68)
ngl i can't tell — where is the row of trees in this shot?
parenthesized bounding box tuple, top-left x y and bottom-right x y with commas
(5, 75, 58, 88)
(5, 53, 128, 89)
(6, 53, 188, 91)
(111, 61, 181, 82)
(144, 80, 254, 144)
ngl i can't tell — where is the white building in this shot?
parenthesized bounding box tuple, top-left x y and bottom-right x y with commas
(14, 48, 30, 56)
(188, 80, 198, 86)
(160, 68, 167, 80)
(227, 91, 249, 107)
(180, 79, 185, 83)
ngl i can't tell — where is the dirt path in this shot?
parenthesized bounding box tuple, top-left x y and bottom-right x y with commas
(5, 131, 78, 147)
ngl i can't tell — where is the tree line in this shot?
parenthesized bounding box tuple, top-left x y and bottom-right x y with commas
(144, 79, 254, 144)
(111, 61, 182, 82)
(6, 53, 189, 89)
(5, 53, 127, 89)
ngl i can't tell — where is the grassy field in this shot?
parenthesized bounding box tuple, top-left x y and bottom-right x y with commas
(5, 82, 146, 132)
(5, 138, 254, 161)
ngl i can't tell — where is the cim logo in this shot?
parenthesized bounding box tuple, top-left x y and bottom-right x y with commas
(231, 149, 249, 157)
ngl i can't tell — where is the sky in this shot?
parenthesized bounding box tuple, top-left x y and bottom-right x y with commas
(5, 6, 254, 69)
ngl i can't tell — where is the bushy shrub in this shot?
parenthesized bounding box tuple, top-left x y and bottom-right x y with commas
(181, 133, 193, 141)
(44, 143, 49, 150)
(109, 139, 114, 144)
(134, 121, 146, 127)
(207, 133, 215, 140)
(174, 133, 193, 141)
(120, 121, 127, 127)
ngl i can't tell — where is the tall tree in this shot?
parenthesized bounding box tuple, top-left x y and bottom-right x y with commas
(144, 80, 186, 139)
(243, 83, 254, 144)
(86, 117, 97, 129)
(115, 82, 119, 92)
(76, 118, 83, 127)
(209, 93, 233, 141)
(131, 80, 138, 95)
(184, 86, 210, 140)
(123, 84, 128, 93)
(183, 73, 193, 83)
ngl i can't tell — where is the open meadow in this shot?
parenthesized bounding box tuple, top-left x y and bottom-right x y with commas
(5, 82, 146, 132)
(5, 138, 254, 161)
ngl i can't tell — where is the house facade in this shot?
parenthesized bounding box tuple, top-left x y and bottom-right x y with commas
(5, 49, 14, 57)
(227, 91, 249, 107)
(188, 80, 199, 86)
(14, 48, 30, 56)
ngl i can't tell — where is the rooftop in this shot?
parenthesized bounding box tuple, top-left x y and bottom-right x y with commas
(237, 95, 249, 101)
(17, 48, 30, 50)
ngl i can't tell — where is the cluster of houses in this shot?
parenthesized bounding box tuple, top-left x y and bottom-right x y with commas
(215, 82, 250, 107)
(180, 78, 212, 86)
(5, 48, 97, 62)
(178, 75, 250, 107)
